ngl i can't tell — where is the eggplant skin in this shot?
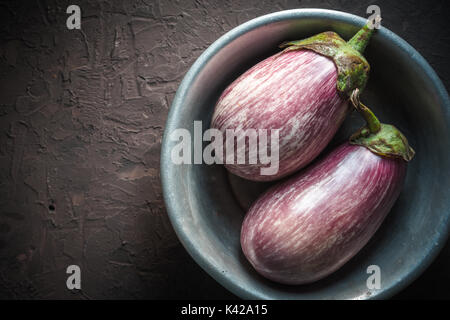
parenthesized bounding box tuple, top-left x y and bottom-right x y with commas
(240, 143, 407, 285)
(211, 49, 348, 181)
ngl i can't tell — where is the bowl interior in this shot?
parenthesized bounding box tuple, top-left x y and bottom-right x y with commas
(161, 9, 450, 299)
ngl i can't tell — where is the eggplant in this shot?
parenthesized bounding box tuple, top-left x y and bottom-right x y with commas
(240, 91, 415, 285)
(211, 25, 375, 181)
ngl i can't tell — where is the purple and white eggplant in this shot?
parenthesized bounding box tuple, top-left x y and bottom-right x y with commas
(240, 91, 415, 285)
(211, 25, 375, 181)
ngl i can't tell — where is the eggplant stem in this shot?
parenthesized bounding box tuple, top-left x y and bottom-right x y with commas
(350, 89, 381, 134)
(347, 23, 375, 54)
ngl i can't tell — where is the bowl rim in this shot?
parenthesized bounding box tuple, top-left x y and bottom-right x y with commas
(160, 8, 450, 300)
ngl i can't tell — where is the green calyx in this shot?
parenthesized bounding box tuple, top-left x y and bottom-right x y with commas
(350, 124, 415, 161)
(279, 24, 375, 96)
(349, 89, 415, 162)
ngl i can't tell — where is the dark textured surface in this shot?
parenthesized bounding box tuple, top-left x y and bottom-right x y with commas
(0, 0, 448, 299)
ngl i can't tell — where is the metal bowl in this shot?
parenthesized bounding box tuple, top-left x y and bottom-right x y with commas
(160, 9, 450, 299)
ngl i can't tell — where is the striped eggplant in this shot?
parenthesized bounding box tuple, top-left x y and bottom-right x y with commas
(211, 25, 375, 181)
(240, 93, 415, 285)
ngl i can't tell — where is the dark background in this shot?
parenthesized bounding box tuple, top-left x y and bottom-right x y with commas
(0, 0, 448, 299)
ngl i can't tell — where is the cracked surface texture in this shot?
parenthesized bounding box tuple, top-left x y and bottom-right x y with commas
(0, 0, 448, 299)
